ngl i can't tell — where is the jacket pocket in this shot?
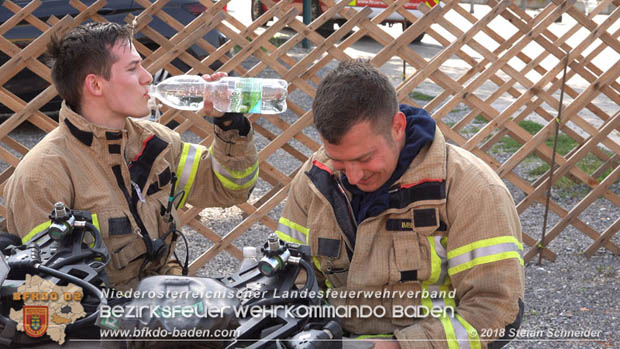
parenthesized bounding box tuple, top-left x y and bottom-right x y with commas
(311, 229, 350, 288)
(391, 231, 421, 283)
(110, 238, 147, 270)
(98, 210, 147, 270)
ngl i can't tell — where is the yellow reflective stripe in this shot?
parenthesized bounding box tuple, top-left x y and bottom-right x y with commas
(89, 214, 101, 248)
(218, 168, 258, 190)
(275, 217, 309, 244)
(88, 213, 101, 247)
(355, 334, 393, 339)
(22, 221, 51, 244)
(279, 217, 309, 235)
(421, 235, 461, 348)
(312, 256, 321, 272)
(420, 291, 433, 308)
(210, 148, 259, 191)
(175, 143, 191, 206)
(441, 296, 459, 349)
(441, 312, 459, 349)
(91, 214, 100, 231)
(176, 143, 206, 208)
(182, 144, 204, 206)
(447, 236, 523, 259)
(421, 288, 457, 349)
(348, 0, 356, 5)
(456, 314, 481, 349)
(210, 147, 259, 179)
(175, 143, 191, 190)
(442, 295, 481, 349)
(422, 234, 482, 348)
(448, 251, 524, 275)
(427, 236, 442, 284)
(275, 230, 305, 245)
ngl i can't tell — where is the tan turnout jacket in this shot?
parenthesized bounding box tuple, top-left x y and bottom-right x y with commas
(4, 102, 258, 290)
(277, 128, 524, 349)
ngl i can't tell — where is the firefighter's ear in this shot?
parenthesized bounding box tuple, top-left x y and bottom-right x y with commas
(391, 111, 407, 143)
(84, 73, 104, 97)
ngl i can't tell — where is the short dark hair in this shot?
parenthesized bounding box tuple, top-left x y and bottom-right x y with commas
(312, 59, 398, 144)
(47, 22, 132, 112)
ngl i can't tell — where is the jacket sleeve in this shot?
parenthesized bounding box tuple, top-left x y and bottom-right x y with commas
(3, 160, 74, 242)
(172, 121, 258, 209)
(394, 184, 525, 349)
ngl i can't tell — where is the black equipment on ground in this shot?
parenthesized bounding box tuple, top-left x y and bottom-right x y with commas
(1, 204, 343, 348)
(0, 202, 110, 347)
(218, 233, 342, 349)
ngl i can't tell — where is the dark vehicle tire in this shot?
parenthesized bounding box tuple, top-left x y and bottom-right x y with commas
(251, 0, 265, 22)
(412, 32, 425, 43)
(404, 21, 425, 43)
(309, 1, 335, 38)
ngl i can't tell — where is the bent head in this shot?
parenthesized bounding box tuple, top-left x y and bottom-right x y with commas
(313, 59, 406, 192)
(48, 22, 152, 118)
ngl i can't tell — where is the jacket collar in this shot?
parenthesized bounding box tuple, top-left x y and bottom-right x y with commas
(395, 127, 447, 187)
(59, 101, 142, 147)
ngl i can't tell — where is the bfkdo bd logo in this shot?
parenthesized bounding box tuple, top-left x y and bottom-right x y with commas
(23, 305, 49, 337)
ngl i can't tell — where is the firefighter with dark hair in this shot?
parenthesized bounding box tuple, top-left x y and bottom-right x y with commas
(4, 22, 258, 291)
(275, 59, 524, 349)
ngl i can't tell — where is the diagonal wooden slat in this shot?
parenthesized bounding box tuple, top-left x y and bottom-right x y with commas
(0, 0, 617, 269)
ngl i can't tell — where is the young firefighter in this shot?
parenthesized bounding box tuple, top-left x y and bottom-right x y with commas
(276, 60, 524, 349)
(4, 22, 258, 290)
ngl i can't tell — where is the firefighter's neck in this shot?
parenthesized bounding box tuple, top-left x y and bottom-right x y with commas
(79, 97, 127, 130)
(79, 74, 127, 130)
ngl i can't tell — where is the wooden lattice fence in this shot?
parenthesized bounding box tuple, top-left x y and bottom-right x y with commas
(0, 0, 618, 274)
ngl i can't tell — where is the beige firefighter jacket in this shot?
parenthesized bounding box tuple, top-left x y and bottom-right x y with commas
(277, 128, 524, 349)
(4, 102, 258, 290)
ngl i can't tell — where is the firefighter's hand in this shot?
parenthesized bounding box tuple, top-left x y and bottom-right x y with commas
(201, 72, 227, 118)
(369, 340, 400, 349)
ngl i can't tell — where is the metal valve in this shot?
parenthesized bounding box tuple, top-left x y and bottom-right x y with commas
(47, 202, 75, 241)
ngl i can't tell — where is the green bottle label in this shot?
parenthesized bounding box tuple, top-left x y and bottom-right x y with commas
(229, 79, 262, 113)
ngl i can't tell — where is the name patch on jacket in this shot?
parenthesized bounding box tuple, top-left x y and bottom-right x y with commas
(386, 219, 413, 231)
(387, 218, 447, 232)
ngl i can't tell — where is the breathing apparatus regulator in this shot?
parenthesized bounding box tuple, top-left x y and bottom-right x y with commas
(215, 233, 342, 349)
(0, 203, 343, 348)
(0, 202, 109, 346)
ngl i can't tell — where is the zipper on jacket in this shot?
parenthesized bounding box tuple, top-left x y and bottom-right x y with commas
(334, 176, 357, 254)
(131, 180, 146, 203)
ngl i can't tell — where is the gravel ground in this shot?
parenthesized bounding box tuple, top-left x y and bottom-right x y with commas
(1, 46, 618, 348)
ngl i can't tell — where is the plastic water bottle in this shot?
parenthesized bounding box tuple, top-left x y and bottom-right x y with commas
(148, 75, 288, 114)
(239, 246, 259, 273)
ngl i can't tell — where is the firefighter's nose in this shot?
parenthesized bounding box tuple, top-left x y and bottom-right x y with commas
(345, 163, 363, 185)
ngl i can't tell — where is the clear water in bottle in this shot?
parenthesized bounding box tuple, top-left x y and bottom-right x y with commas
(148, 75, 288, 114)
